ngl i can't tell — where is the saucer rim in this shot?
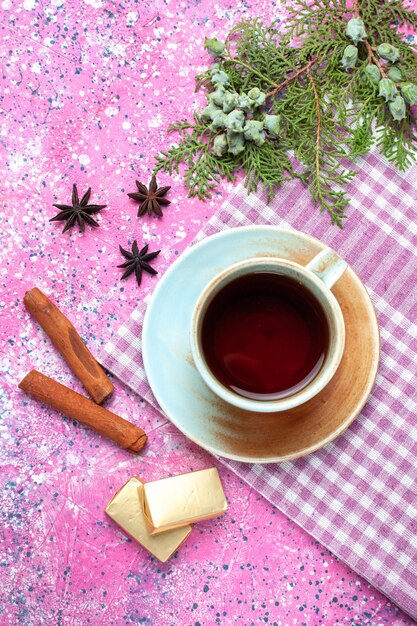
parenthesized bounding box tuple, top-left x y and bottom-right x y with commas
(142, 226, 380, 464)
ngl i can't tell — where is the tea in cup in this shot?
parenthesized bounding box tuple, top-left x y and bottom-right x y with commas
(190, 248, 347, 413)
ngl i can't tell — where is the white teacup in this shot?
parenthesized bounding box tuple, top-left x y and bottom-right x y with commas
(190, 248, 347, 413)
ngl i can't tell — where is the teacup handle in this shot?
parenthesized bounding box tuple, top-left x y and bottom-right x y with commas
(306, 247, 348, 289)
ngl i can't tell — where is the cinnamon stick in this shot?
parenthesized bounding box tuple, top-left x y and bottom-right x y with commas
(24, 288, 114, 404)
(19, 370, 147, 453)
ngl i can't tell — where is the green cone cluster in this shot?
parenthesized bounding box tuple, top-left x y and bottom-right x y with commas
(200, 65, 281, 156)
(343, 18, 417, 121)
(364, 45, 417, 120)
(342, 18, 367, 69)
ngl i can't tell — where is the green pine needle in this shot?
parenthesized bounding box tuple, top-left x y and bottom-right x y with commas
(155, 0, 417, 226)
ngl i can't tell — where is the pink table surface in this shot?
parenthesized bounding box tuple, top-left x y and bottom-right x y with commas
(1, 1, 416, 624)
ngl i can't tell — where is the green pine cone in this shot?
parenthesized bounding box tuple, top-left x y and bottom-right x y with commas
(401, 83, 417, 105)
(346, 18, 367, 43)
(211, 69, 230, 87)
(222, 91, 238, 113)
(204, 37, 224, 58)
(244, 120, 266, 146)
(212, 133, 228, 157)
(387, 67, 403, 83)
(378, 78, 398, 101)
(225, 110, 246, 132)
(201, 102, 223, 121)
(365, 64, 381, 85)
(227, 130, 246, 155)
(209, 111, 228, 131)
(341, 45, 358, 69)
(263, 114, 281, 136)
(236, 93, 252, 112)
(208, 86, 227, 107)
(388, 95, 406, 120)
(378, 43, 400, 63)
(247, 87, 266, 107)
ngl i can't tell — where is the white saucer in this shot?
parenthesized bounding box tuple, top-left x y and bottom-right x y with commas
(142, 226, 379, 464)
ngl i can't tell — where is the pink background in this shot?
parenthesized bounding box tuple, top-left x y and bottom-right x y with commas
(1, 1, 416, 624)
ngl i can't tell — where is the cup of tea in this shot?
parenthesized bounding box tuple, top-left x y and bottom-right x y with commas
(190, 247, 347, 413)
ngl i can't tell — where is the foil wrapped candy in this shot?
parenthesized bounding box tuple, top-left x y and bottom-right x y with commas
(106, 468, 227, 562)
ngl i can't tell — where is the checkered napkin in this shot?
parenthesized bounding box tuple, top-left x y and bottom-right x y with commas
(99, 152, 417, 620)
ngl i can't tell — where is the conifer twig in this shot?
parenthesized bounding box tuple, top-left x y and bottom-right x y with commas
(364, 41, 388, 78)
(307, 68, 322, 185)
(155, 4, 417, 225)
(267, 58, 318, 98)
(223, 49, 276, 86)
(353, 0, 388, 78)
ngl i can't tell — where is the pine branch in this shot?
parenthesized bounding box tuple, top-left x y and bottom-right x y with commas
(307, 69, 323, 196)
(304, 68, 355, 226)
(360, 0, 417, 32)
(376, 115, 417, 170)
(155, 134, 238, 201)
(266, 58, 318, 98)
(353, 0, 389, 77)
(241, 140, 308, 200)
(155, 2, 417, 226)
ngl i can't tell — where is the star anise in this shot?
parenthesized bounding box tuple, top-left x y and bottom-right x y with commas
(117, 240, 161, 287)
(50, 184, 106, 233)
(127, 175, 171, 218)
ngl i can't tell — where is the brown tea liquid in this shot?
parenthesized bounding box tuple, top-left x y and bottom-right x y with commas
(201, 272, 328, 400)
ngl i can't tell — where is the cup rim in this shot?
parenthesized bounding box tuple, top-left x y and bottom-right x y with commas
(190, 256, 345, 413)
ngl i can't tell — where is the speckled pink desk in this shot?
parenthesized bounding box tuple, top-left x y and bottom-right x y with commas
(1, 1, 416, 624)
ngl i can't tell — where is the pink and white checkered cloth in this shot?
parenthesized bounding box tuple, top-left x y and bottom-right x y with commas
(99, 151, 417, 620)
